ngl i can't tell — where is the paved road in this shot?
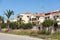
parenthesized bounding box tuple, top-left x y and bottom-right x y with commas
(0, 33, 43, 40)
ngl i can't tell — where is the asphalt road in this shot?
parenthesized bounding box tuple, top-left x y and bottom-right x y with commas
(0, 33, 43, 40)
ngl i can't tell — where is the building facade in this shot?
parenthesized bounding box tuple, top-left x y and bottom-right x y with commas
(16, 10, 60, 24)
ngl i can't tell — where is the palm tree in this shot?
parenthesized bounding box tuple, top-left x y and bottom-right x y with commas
(4, 10, 14, 31)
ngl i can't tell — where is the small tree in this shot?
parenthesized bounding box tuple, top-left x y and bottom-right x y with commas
(42, 19, 54, 27)
(42, 19, 57, 34)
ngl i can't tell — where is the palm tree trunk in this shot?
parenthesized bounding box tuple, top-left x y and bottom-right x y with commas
(7, 19, 10, 31)
(7, 25, 10, 31)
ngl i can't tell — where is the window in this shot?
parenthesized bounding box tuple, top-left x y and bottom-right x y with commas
(32, 18, 37, 21)
(48, 17, 49, 19)
(36, 16, 40, 19)
(45, 17, 47, 19)
(56, 15, 59, 18)
(53, 16, 57, 20)
(27, 16, 29, 17)
(29, 18, 31, 21)
(17, 16, 19, 18)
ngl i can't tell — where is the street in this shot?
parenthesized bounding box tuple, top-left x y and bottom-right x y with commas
(0, 33, 43, 40)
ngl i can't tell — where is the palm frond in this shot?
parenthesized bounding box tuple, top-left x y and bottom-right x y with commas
(4, 9, 14, 19)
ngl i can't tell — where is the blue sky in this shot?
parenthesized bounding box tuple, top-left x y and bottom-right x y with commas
(0, 0, 60, 19)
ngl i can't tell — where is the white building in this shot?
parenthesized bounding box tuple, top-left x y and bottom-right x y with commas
(16, 10, 60, 24)
(45, 10, 60, 21)
(10, 17, 18, 22)
(17, 12, 45, 24)
(17, 12, 32, 23)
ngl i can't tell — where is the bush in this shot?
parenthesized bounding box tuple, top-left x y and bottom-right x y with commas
(19, 23, 33, 29)
(38, 27, 46, 34)
(10, 22, 18, 29)
(2, 23, 7, 28)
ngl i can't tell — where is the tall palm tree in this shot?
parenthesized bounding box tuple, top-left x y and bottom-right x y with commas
(4, 10, 14, 31)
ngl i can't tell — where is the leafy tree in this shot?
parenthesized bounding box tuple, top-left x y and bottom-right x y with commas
(42, 19, 57, 34)
(4, 9, 14, 30)
(17, 18, 24, 28)
(0, 16, 4, 30)
(0, 16, 4, 23)
(42, 19, 54, 27)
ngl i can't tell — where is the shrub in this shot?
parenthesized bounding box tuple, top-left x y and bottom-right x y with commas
(19, 23, 33, 29)
(2, 23, 7, 28)
(38, 27, 46, 34)
(10, 22, 18, 29)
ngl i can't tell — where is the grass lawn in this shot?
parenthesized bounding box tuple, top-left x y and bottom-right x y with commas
(0, 29, 60, 40)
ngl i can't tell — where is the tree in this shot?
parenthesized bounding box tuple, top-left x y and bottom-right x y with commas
(0, 16, 4, 30)
(17, 18, 24, 28)
(0, 16, 4, 23)
(42, 20, 54, 27)
(4, 10, 14, 31)
(42, 19, 57, 34)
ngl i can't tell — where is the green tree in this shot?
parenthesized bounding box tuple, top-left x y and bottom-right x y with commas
(42, 19, 57, 34)
(0, 16, 4, 23)
(0, 16, 4, 30)
(17, 18, 24, 28)
(42, 19, 54, 27)
(4, 10, 14, 31)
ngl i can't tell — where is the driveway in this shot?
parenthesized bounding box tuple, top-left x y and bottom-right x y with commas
(0, 33, 43, 40)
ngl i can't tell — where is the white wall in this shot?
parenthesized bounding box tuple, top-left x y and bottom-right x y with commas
(39, 17, 45, 23)
(20, 14, 29, 23)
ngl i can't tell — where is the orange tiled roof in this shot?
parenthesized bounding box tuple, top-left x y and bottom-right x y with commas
(33, 13, 45, 17)
(18, 15, 23, 17)
(45, 10, 60, 15)
(39, 14, 45, 17)
(33, 13, 40, 16)
(25, 12, 30, 14)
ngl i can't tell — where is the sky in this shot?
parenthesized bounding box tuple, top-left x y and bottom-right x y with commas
(0, 0, 60, 19)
